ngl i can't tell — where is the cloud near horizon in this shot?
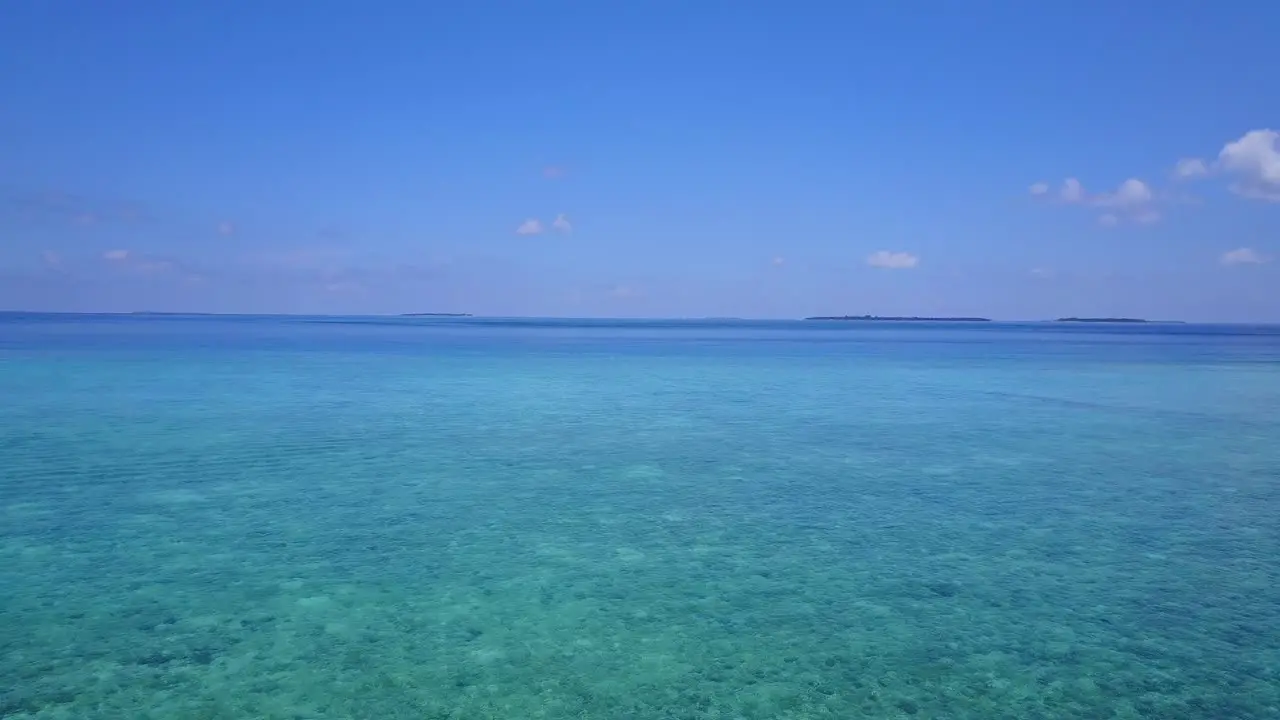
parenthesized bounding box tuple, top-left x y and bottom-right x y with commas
(4, 188, 148, 228)
(1220, 247, 1268, 266)
(866, 250, 919, 269)
(94, 248, 202, 283)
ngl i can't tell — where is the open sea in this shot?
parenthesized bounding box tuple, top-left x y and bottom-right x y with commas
(2, 313, 1278, 719)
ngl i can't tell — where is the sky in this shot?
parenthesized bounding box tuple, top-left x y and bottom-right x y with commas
(2, 1, 1278, 321)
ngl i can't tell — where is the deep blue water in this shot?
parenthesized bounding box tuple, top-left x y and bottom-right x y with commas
(2, 314, 1279, 719)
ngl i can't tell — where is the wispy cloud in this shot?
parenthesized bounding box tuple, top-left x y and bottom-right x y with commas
(135, 259, 179, 274)
(243, 247, 356, 282)
(249, 249, 339, 269)
(4, 188, 148, 227)
(515, 218, 543, 235)
(866, 250, 919, 269)
(1028, 182, 1049, 196)
(323, 280, 364, 294)
(551, 213, 572, 233)
(1221, 247, 1269, 266)
(237, 247, 449, 298)
(98, 248, 203, 283)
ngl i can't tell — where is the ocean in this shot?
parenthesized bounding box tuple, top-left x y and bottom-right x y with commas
(2, 314, 1278, 719)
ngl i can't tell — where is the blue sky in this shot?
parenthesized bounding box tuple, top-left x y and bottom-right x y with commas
(2, 1, 1278, 320)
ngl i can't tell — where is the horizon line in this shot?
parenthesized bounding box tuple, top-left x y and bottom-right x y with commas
(2, 310, 1277, 326)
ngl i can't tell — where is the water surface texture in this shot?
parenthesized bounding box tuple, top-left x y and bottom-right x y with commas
(2, 315, 1279, 719)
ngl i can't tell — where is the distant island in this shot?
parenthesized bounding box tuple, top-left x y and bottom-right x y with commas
(399, 313, 472, 317)
(1055, 317, 1185, 324)
(805, 315, 992, 322)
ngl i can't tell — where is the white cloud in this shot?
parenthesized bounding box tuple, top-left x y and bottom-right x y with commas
(1217, 129, 1280, 202)
(551, 213, 572, 233)
(1060, 178, 1085, 203)
(1220, 247, 1268, 266)
(1096, 178, 1153, 207)
(1038, 177, 1159, 225)
(103, 249, 130, 261)
(1174, 158, 1209, 179)
(515, 218, 543, 235)
(866, 250, 919, 269)
(1034, 129, 1280, 224)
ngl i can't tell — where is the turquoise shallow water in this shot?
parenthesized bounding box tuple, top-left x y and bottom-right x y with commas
(2, 315, 1279, 719)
